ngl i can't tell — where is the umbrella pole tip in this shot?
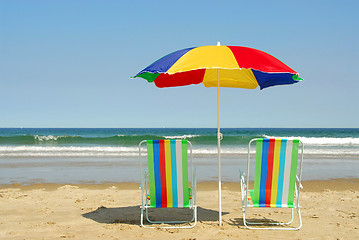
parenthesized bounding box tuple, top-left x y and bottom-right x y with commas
(217, 42, 221, 46)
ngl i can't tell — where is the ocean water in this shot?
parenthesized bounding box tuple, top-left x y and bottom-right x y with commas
(1, 128, 359, 158)
(0, 128, 358, 184)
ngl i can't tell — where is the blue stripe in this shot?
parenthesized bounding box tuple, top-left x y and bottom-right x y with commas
(259, 139, 269, 207)
(170, 140, 178, 208)
(276, 139, 287, 207)
(252, 70, 298, 90)
(153, 140, 162, 208)
(135, 47, 196, 76)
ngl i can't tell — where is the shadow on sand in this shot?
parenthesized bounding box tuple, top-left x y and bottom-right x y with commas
(83, 205, 229, 225)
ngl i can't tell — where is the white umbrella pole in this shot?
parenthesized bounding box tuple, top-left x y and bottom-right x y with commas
(216, 41, 222, 226)
(217, 68, 222, 226)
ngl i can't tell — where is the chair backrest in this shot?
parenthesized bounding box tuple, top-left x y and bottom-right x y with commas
(251, 138, 301, 208)
(146, 139, 190, 208)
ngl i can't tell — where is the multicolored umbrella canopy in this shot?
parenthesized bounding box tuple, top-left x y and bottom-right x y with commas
(133, 45, 302, 89)
(133, 43, 302, 226)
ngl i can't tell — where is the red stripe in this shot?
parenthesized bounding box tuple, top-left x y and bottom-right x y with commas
(154, 69, 205, 88)
(159, 140, 167, 208)
(227, 46, 297, 74)
(265, 139, 275, 207)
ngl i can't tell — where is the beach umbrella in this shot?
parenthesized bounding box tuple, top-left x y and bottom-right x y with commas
(132, 42, 302, 225)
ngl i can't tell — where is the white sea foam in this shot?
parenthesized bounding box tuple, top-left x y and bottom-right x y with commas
(1, 145, 358, 157)
(164, 135, 200, 139)
(0, 146, 139, 157)
(33, 135, 75, 141)
(263, 135, 359, 146)
(34, 135, 62, 141)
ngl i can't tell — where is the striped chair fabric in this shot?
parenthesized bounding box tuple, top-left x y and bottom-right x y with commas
(146, 139, 190, 208)
(251, 138, 299, 208)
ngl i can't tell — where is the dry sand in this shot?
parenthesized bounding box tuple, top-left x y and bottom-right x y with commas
(0, 179, 358, 239)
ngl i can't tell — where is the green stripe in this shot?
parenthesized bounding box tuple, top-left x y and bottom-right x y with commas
(252, 139, 263, 207)
(287, 139, 299, 207)
(181, 140, 189, 207)
(135, 72, 160, 83)
(146, 140, 156, 207)
(292, 74, 303, 81)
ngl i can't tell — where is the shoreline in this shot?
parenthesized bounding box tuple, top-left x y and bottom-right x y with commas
(2, 178, 359, 191)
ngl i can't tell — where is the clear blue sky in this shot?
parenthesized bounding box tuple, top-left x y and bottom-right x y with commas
(1, 0, 358, 128)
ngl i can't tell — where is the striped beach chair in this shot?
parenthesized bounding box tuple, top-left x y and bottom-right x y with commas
(240, 138, 304, 230)
(139, 140, 197, 228)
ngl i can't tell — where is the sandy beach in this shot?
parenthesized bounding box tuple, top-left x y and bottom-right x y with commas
(0, 179, 358, 239)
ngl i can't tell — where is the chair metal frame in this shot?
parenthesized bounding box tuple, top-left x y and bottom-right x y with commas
(139, 140, 197, 228)
(240, 138, 304, 230)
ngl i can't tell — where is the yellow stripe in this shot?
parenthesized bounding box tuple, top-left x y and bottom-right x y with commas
(167, 46, 240, 74)
(203, 68, 258, 88)
(164, 140, 173, 207)
(270, 139, 281, 207)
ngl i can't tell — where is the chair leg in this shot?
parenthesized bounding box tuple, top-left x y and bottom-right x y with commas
(296, 207, 303, 230)
(243, 207, 302, 230)
(280, 208, 294, 225)
(140, 207, 146, 228)
(192, 206, 197, 228)
(142, 206, 197, 229)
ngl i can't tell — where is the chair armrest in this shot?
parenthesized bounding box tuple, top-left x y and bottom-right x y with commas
(192, 167, 197, 188)
(239, 169, 245, 181)
(192, 167, 197, 205)
(140, 169, 148, 189)
(239, 169, 246, 190)
(239, 168, 248, 206)
(296, 175, 303, 189)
